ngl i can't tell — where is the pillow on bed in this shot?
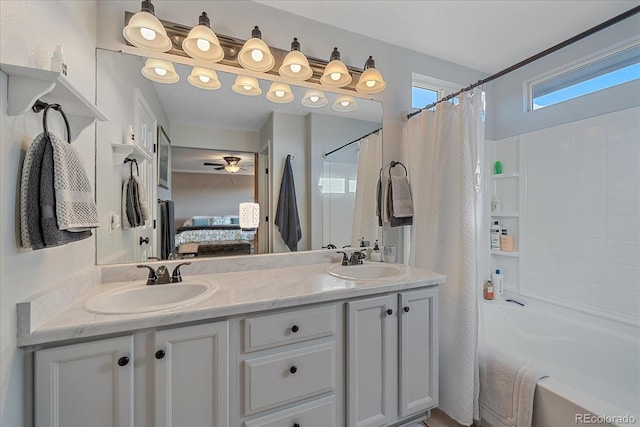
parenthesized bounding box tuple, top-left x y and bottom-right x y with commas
(192, 216, 210, 226)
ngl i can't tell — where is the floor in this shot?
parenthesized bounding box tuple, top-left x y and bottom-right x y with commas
(421, 408, 477, 427)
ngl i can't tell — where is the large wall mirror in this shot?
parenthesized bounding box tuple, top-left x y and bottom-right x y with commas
(95, 48, 382, 265)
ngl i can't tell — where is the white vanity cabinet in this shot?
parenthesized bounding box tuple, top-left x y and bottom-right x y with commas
(34, 335, 134, 427)
(347, 288, 439, 427)
(153, 322, 229, 427)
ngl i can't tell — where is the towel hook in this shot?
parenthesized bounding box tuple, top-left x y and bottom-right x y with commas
(34, 100, 71, 144)
(389, 160, 408, 176)
(124, 158, 139, 177)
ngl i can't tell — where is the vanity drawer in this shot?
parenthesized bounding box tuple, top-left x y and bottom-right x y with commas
(244, 396, 335, 427)
(244, 342, 335, 415)
(243, 305, 335, 352)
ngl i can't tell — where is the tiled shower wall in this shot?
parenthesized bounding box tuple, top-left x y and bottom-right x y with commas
(522, 106, 639, 323)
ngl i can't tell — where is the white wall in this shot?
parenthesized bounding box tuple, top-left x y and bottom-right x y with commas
(172, 172, 254, 227)
(170, 122, 259, 153)
(0, 2, 98, 425)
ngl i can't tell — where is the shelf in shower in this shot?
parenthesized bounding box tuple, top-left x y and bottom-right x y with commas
(491, 250, 520, 257)
(491, 173, 519, 180)
(490, 212, 519, 218)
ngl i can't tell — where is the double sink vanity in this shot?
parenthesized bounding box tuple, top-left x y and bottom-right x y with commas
(18, 251, 445, 427)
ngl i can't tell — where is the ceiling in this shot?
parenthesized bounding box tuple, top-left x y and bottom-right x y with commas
(171, 147, 256, 175)
(255, 0, 639, 73)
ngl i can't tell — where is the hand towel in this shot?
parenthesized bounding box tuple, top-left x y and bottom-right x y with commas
(479, 349, 548, 427)
(50, 132, 99, 231)
(40, 138, 92, 247)
(159, 200, 176, 259)
(376, 172, 383, 226)
(275, 155, 301, 251)
(122, 177, 143, 228)
(390, 175, 414, 218)
(133, 176, 149, 222)
(386, 177, 413, 227)
(20, 133, 46, 248)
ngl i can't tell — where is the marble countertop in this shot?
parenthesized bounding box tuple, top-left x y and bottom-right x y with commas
(18, 262, 446, 348)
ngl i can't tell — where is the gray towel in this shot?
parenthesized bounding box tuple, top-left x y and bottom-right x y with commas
(40, 138, 92, 247)
(159, 200, 175, 259)
(25, 134, 48, 249)
(390, 175, 414, 217)
(275, 155, 301, 251)
(123, 177, 143, 228)
(376, 171, 383, 226)
(386, 177, 413, 227)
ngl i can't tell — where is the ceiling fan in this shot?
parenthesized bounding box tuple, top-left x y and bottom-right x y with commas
(203, 156, 246, 173)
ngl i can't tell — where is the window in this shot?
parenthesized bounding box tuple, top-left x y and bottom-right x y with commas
(528, 41, 640, 111)
(411, 72, 460, 110)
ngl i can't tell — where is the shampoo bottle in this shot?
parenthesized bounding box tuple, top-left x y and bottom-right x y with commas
(483, 280, 494, 300)
(371, 240, 382, 262)
(491, 221, 502, 250)
(492, 269, 504, 299)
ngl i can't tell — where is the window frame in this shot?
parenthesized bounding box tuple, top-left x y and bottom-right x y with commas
(411, 72, 461, 110)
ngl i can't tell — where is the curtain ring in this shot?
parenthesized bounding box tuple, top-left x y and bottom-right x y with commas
(42, 103, 71, 143)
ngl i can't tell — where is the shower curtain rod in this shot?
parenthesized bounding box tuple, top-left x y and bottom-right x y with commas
(323, 127, 382, 157)
(407, 5, 640, 119)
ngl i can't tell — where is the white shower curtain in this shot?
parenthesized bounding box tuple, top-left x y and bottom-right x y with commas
(351, 131, 382, 247)
(407, 89, 484, 425)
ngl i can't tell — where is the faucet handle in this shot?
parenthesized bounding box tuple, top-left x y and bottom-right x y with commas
(137, 265, 158, 286)
(336, 251, 349, 266)
(350, 250, 366, 265)
(171, 262, 192, 283)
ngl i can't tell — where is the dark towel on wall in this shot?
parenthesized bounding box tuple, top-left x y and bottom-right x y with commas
(25, 135, 47, 249)
(376, 172, 383, 226)
(275, 155, 302, 251)
(159, 200, 175, 259)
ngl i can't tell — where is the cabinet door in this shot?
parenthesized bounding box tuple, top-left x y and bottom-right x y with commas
(154, 321, 229, 427)
(347, 294, 396, 427)
(398, 288, 439, 417)
(35, 335, 134, 427)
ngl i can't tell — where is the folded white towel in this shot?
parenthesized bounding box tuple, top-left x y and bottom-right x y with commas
(479, 350, 548, 427)
(50, 133, 99, 231)
(391, 175, 414, 218)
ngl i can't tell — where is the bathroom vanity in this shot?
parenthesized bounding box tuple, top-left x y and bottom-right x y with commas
(18, 255, 444, 427)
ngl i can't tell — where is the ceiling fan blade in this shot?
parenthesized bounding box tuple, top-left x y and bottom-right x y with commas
(215, 166, 225, 170)
(204, 162, 224, 166)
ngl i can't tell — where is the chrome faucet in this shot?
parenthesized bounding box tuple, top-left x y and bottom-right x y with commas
(137, 262, 191, 285)
(336, 250, 366, 266)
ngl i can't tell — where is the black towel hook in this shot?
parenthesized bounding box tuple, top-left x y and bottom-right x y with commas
(389, 160, 408, 176)
(33, 100, 71, 144)
(124, 158, 139, 177)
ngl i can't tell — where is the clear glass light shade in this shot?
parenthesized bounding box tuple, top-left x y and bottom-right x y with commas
(232, 75, 262, 96)
(182, 25, 224, 62)
(301, 89, 328, 108)
(123, 11, 172, 52)
(266, 82, 294, 103)
(356, 67, 387, 94)
(320, 59, 352, 87)
(279, 50, 312, 80)
(225, 164, 241, 173)
(141, 58, 179, 83)
(187, 67, 221, 90)
(238, 38, 275, 72)
(332, 95, 358, 112)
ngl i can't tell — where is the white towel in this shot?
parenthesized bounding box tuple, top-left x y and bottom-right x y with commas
(391, 175, 414, 218)
(479, 350, 548, 427)
(50, 133, 99, 231)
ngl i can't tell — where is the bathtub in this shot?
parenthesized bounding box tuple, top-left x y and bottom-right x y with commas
(481, 298, 639, 427)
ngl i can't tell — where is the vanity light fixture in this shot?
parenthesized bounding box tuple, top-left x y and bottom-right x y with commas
(141, 58, 179, 83)
(225, 164, 241, 173)
(266, 82, 294, 103)
(182, 12, 224, 62)
(232, 75, 262, 96)
(279, 38, 313, 81)
(301, 89, 328, 108)
(332, 95, 358, 112)
(188, 67, 221, 90)
(123, 0, 172, 52)
(356, 56, 386, 94)
(238, 26, 275, 72)
(320, 47, 352, 88)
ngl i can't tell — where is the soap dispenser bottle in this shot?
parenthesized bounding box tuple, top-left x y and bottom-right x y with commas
(371, 240, 382, 262)
(492, 269, 504, 299)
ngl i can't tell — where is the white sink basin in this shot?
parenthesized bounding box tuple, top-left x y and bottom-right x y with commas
(328, 263, 405, 281)
(84, 278, 218, 315)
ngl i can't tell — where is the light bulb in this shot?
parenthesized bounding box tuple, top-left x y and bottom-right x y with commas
(290, 63, 302, 73)
(243, 85, 253, 91)
(154, 67, 167, 76)
(310, 96, 319, 103)
(251, 49, 264, 62)
(330, 72, 341, 81)
(275, 90, 285, 98)
(196, 38, 211, 52)
(140, 27, 156, 41)
(366, 80, 376, 88)
(341, 101, 350, 107)
(198, 74, 210, 83)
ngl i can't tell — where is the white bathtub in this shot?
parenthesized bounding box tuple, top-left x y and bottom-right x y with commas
(481, 298, 639, 427)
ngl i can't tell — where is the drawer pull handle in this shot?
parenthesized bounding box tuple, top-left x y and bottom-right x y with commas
(155, 350, 165, 360)
(404, 306, 410, 312)
(291, 325, 299, 333)
(289, 365, 298, 374)
(386, 308, 393, 316)
(117, 356, 129, 367)
(293, 424, 300, 427)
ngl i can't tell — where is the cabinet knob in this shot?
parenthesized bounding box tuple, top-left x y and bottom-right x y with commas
(404, 306, 410, 313)
(293, 424, 300, 427)
(155, 350, 165, 360)
(291, 325, 299, 333)
(117, 356, 129, 367)
(289, 365, 298, 374)
(386, 308, 393, 316)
